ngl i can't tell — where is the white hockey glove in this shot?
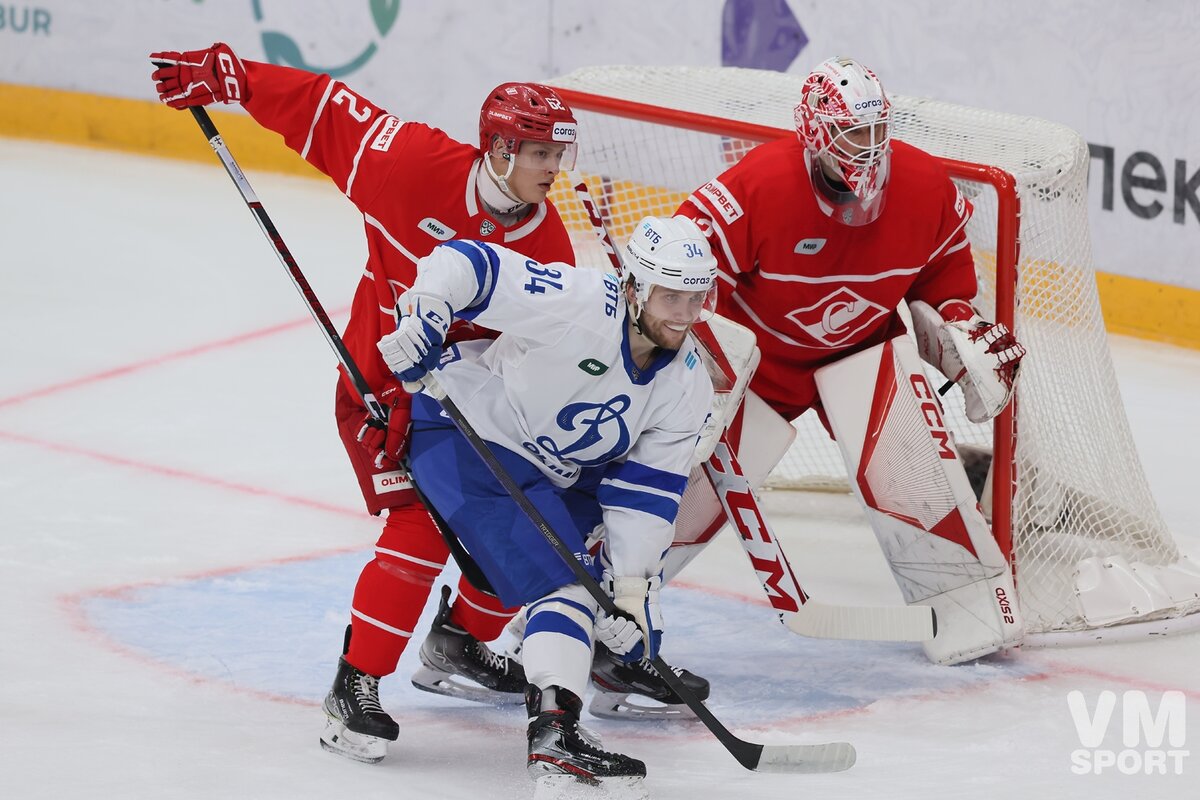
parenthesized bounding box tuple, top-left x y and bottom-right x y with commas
(377, 291, 453, 385)
(595, 573, 663, 662)
(910, 299, 1026, 423)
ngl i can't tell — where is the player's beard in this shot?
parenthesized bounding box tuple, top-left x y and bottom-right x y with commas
(638, 311, 692, 351)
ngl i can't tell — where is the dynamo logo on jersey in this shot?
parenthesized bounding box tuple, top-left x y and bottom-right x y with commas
(534, 395, 632, 467)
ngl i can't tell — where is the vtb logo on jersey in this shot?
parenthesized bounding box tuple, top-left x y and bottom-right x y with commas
(785, 287, 888, 347)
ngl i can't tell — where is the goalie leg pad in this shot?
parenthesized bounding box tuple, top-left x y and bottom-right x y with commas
(815, 336, 1025, 662)
(918, 567, 1022, 665)
(669, 391, 797, 555)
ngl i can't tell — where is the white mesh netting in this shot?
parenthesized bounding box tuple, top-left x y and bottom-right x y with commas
(543, 65, 1193, 636)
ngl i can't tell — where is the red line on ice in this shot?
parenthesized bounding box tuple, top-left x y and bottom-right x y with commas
(0, 428, 364, 518)
(0, 308, 349, 409)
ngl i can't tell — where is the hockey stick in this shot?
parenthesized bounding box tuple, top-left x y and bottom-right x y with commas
(163, 97, 509, 595)
(706, 435, 937, 642)
(415, 372, 855, 774)
(173, 112, 851, 771)
(160, 100, 388, 420)
(567, 171, 936, 642)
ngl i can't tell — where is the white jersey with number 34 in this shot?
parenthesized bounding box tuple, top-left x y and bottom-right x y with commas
(411, 240, 714, 576)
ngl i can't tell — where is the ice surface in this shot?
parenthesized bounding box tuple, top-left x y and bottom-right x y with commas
(2, 138, 1197, 799)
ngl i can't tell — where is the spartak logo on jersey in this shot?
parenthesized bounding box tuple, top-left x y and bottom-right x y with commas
(479, 219, 496, 236)
(785, 287, 888, 346)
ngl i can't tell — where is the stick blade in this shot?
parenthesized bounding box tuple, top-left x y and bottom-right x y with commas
(784, 600, 937, 642)
(754, 741, 857, 774)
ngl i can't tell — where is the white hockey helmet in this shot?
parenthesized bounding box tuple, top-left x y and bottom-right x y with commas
(622, 215, 718, 322)
(794, 56, 892, 226)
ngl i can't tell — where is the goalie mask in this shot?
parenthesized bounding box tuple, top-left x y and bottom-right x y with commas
(479, 83, 578, 198)
(794, 57, 892, 226)
(623, 216, 718, 328)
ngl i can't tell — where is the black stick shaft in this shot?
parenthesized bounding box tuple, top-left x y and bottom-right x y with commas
(182, 105, 386, 422)
(422, 376, 769, 771)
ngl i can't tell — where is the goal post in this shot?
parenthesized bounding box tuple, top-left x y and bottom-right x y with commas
(543, 65, 1200, 641)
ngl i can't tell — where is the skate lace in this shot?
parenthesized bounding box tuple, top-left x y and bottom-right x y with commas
(353, 673, 386, 715)
(643, 659, 686, 679)
(472, 641, 510, 675)
(553, 714, 610, 757)
(573, 720, 606, 754)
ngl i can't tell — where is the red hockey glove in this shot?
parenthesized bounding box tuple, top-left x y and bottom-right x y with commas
(355, 382, 413, 470)
(149, 43, 250, 109)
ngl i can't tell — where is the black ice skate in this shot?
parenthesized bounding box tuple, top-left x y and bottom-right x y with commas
(319, 656, 399, 764)
(589, 643, 710, 719)
(410, 585, 526, 704)
(527, 685, 647, 799)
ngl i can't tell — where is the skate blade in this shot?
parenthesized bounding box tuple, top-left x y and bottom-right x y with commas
(410, 665, 524, 706)
(533, 774, 650, 800)
(587, 690, 694, 721)
(319, 717, 388, 764)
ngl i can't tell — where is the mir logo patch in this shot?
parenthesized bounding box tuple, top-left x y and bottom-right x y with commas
(578, 358, 608, 376)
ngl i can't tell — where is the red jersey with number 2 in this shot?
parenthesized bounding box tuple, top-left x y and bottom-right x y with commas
(241, 61, 576, 402)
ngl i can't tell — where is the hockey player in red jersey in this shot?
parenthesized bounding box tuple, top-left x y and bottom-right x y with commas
(149, 43, 583, 762)
(677, 57, 1028, 665)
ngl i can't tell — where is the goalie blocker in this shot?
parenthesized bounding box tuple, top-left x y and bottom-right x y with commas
(815, 335, 1023, 664)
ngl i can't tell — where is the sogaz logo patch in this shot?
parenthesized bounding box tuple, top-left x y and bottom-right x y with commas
(578, 358, 608, 376)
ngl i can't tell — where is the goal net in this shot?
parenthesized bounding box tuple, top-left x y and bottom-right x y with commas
(543, 65, 1200, 639)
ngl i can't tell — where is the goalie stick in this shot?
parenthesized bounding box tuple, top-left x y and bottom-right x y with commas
(706, 430, 936, 642)
(167, 107, 853, 771)
(418, 372, 856, 775)
(568, 171, 936, 643)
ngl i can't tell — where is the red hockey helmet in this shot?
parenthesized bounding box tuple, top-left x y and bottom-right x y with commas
(794, 57, 892, 226)
(479, 82, 578, 170)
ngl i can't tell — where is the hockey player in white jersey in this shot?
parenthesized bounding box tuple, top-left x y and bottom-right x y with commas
(377, 216, 716, 788)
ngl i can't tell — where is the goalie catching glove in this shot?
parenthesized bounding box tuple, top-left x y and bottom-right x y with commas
(377, 292, 453, 385)
(910, 299, 1026, 423)
(149, 42, 249, 108)
(594, 573, 663, 662)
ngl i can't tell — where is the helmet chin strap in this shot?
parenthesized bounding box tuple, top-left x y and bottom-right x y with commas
(625, 276, 648, 336)
(482, 152, 527, 210)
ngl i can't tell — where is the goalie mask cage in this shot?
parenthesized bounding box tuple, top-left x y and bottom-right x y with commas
(544, 65, 1200, 641)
